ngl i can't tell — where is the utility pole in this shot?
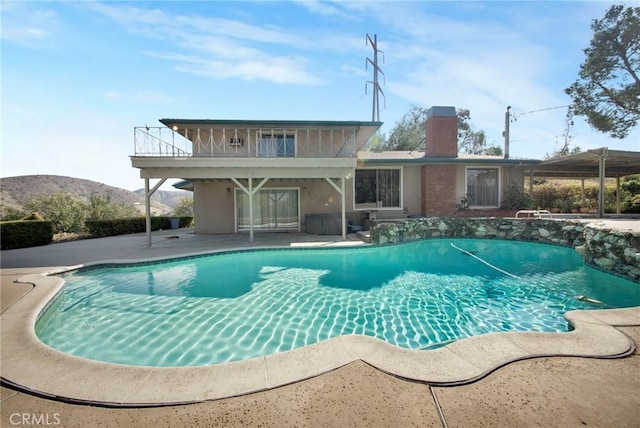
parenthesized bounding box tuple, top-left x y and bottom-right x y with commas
(366, 33, 385, 122)
(503, 106, 511, 159)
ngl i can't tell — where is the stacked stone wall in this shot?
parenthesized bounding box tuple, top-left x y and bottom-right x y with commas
(370, 218, 640, 281)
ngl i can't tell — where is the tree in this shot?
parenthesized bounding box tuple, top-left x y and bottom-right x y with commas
(457, 108, 489, 155)
(88, 191, 138, 220)
(565, 4, 640, 139)
(484, 146, 504, 156)
(385, 105, 427, 150)
(23, 193, 88, 233)
(383, 105, 496, 154)
(173, 197, 194, 217)
(547, 107, 582, 158)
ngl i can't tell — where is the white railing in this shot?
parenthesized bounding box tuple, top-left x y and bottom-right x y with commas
(134, 127, 191, 157)
(134, 126, 359, 158)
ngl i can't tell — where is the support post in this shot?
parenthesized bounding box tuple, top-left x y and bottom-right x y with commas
(324, 177, 347, 240)
(341, 177, 346, 239)
(616, 177, 621, 214)
(144, 178, 167, 247)
(145, 178, 151, 247)
(248, 178, 254, 243)
(598, 148, 607, 218)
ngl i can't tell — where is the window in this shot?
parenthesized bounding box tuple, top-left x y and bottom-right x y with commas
(236, 189, 299, 231)
(466, 168, 499, 207)
(354, 168, 401, 209)
(258, 134, 295, 157)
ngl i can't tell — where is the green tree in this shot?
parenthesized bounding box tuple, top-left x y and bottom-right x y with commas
(565, 4, 640, 138)
(23, 193, 87, 233)
(88, 192, 138, 220)
(173, 197, 194, 216)
(383, 105, 492, 153)
(484, 146, 504, 156)
(457, 108, 489, 154)
(620, 174, 640, 212)
(385, 105, 427, 150)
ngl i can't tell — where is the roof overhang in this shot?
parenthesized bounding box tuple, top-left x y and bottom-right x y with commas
(526, 148, 640, 178)
(131, 156, 355, 180)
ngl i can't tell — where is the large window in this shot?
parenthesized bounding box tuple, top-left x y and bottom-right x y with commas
(466, 168, 499, 207)
(236, 189, 299, 231)
(258, 134, 295, 157)
(354, 168, 401, 209)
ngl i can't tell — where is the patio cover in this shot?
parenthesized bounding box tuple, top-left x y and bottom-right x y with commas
(524, 148, 640, 217)
(528, 148, 640, 178)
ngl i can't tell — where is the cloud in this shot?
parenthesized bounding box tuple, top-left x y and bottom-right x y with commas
(83, 1, 326, 85)
(0, 2, 59, 47)
(292, 0, 353, 19)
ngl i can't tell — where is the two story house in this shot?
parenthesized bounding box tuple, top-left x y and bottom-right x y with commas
(131, 106, 540, 245)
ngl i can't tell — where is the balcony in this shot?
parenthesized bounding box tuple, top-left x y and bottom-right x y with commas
(133, 125, 366, 159)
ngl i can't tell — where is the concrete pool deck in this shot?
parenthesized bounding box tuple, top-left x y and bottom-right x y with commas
(2, 221, 640, 426)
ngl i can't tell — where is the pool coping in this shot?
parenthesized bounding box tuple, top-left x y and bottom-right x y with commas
(2, 257, 640, 407)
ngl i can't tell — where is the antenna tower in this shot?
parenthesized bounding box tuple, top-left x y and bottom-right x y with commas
(366, 33, 385, 122)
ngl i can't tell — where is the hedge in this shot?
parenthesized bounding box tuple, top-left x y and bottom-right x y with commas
(85, 216, 194, 238)
(1, 220, 53, 250)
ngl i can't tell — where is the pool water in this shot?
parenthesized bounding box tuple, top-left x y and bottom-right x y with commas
(36, 239, 640, 367)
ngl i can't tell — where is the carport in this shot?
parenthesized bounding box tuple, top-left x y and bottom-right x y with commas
(524, 147, 640, 217)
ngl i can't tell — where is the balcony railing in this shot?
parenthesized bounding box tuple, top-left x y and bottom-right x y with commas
(133, 126, 359, 158)
(134, 127, 191, 157)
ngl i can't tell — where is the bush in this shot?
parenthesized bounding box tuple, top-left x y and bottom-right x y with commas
(1, 220, 53, 250)
(501, 183, 533, 210)
(23, 193, 87, 233)
(85, 216, 193, 238)
(531, 183, 559, 210)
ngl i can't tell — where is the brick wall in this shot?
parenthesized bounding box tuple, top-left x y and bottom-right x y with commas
(421, 106, 459, 216)
(424, 106, 458, 157)
(422, 165, 457, 216)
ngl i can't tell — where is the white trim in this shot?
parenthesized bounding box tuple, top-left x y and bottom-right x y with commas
(464, 165, 502, 209)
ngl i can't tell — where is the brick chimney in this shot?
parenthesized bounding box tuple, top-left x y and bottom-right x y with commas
(421, 106, 458, 217)
(424, 106, 458, 158)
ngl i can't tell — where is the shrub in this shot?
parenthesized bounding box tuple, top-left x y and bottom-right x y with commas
(501, 183, 533, 210)
(1, 220, 53, 250)
(23, 193, 87, 233)
(85, 218, 146, 238)
(531, 183, 559, 210)
(85, 216, 193, 238)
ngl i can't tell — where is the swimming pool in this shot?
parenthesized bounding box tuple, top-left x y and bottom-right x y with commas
(36, 239, 640, 367)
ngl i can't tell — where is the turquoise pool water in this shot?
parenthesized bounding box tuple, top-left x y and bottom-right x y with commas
(36, 239, 640, 367)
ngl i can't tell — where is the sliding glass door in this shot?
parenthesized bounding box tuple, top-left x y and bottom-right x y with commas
(236, 189, 299, 232)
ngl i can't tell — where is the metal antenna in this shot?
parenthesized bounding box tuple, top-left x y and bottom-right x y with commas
(366, 33, 385, 122)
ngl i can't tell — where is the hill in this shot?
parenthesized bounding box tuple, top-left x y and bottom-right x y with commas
(133, 188, 192, 211)
(0, 175, 190, 217)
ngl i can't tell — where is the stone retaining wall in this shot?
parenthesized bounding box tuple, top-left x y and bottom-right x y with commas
(370, 218, 640, 281)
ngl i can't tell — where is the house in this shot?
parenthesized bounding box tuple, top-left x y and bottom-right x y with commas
(131, 106, 540, 245)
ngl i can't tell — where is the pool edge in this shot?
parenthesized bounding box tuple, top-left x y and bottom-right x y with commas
(1, 273, 639, 406)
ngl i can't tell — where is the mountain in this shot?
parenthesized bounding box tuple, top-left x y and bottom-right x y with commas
(0, 175, 190, 217)
(132, 188, 192, 211)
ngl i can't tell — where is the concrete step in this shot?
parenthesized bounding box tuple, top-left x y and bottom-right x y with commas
(356, 231, 370, 243)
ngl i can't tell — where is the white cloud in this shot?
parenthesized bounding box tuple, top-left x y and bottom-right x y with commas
(0, 3, 59, 47)
(83, 1, 329, 86)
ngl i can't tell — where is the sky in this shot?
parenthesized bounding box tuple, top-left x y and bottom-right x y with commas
(2, 0, 639, 191)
